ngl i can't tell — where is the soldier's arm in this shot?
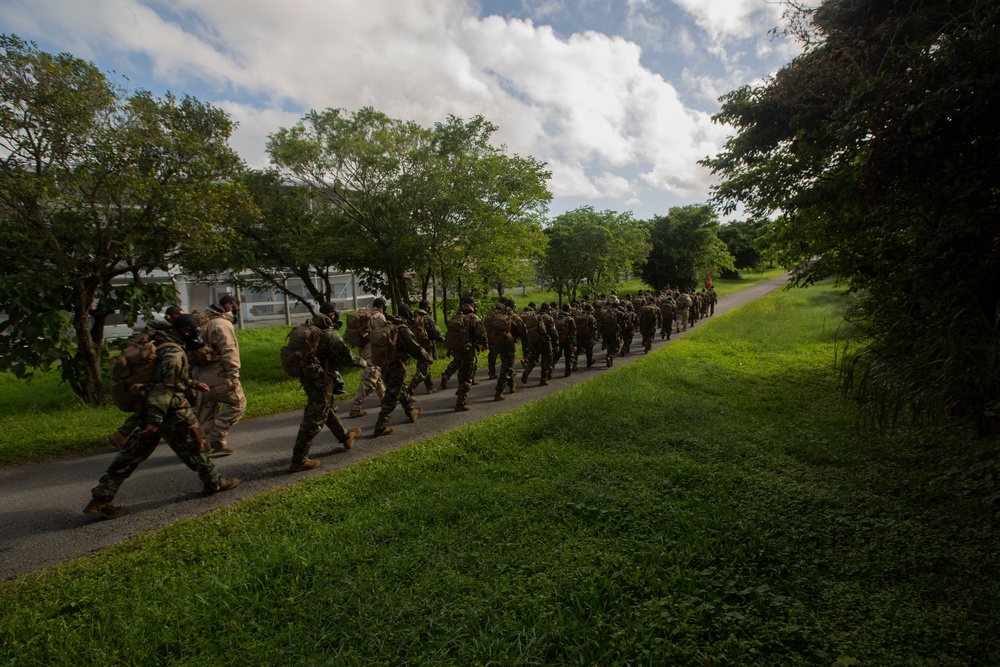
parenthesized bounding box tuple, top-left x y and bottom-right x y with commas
(402, 326, 433, 363)
(145, 347, 186, 426)
(325, 330, 362, 368)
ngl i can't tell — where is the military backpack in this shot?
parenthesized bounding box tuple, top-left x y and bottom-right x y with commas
(369, 319, 400, 368)
(280, 322, 324, 379)
(487, 310, 515, 349)
(600, 309, 619, 339)
(555, 314, 570, 344)
(640, 304, 659, 328)
(344, 308, 373, 347)
(108, 332, 182, 412)
(444, 311, 471, 357)
(522, 311, 541, 344)
(573, 311, 592, 341)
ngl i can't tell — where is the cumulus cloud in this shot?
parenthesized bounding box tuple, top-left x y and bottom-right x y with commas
(1, 0, 773, 215)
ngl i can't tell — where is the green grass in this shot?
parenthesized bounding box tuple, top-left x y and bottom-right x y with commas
(2, 281, 997, 665)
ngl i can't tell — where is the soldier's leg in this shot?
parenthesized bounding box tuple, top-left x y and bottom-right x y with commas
(456, 350, 475, 408)
(540, 344, 553, 384)
(91, 428, 162, 501)
(522, 347, 538, 383)
(108, 412, 142, 448)
(488, 346, 498, 378)
(202, 379, 247, 451)
(563, 345, 575, 376)
(293, 379, 329, 463)
(162, 409, 222, 487)
(351, 346, 377, 413)
(375, 369, 403, 432)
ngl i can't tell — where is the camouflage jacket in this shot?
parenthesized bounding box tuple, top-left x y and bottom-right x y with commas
(145, 330, 198, 426)
(313, 313, 358, 373)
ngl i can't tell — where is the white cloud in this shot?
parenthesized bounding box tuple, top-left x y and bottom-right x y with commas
(1, 0, 783, 216)
(671, 0, 782, 41)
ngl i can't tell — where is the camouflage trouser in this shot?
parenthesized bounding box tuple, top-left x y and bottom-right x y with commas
(443, 355, 461, 379)
(660, 320, 673, 339)
(114, 412, 143, 440)
(293, 374, 351, 464)
(560, 342, 576, 375)
(641, 327, 656, 352)
(605, 335, 621, 366)
(376, 361, 416, 430)
(573, 341, 595, 370)
(522, 339, 552, 383)
(455, 348, 479, 406)
(495, 346, 517, 394)
(677, 308, 689, 331)
(351, 345, 385, 411)
(621, 330, 635, 355)
(193, 366, 246, 447)
(487, 346, 499, 376)
(408, 356, 434, 394)
(92, 407, 219, 501)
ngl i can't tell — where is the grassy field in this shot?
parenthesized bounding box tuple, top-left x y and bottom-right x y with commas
(2, 279, 996, 665)
(0, 269, 782, 466)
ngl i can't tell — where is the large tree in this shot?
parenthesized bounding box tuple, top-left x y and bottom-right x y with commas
(702, 0, 1000, 435)
(0, 36, 246, 404)
(639, 205, 734, 292)
(539, 207, 650, 302)
(267, 107, 431, 308)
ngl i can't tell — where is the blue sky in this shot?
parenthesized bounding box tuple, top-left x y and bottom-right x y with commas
(0, 0, 805, 220)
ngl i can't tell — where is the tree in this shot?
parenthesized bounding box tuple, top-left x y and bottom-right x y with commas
(183, 169, 358, 315)
(0, 35, 246, 404)
(538, 207, 650, 302)
(639, 205, 734, 292)
(702, 0, 1000, 435)
(267, 107, 432, 309)
(717, 220, 763, 278)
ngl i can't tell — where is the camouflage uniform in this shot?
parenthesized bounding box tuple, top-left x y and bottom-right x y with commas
(620, 304, 638, 356)
(523, 307, 557, 385)
(453, 304, 487, 409)
(676, 292, 692, 332)
(572, 306, 598, 370)
(90, 329, 221, 503)
(193, 306, 246, 453)
(639, 300, 662, 353)
(492, 302, 525, 399)
(407, 308, 444, 395)
(554, 307, 577, 377)
(600, 306, 622, 367)
(375, 318, 432, 431)
(109, 320, 173, 448)
(292, 314, 362, 466)
(350, 308, 387, 416)
(658, 295, 675, 340)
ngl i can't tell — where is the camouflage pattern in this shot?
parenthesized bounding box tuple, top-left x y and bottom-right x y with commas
(91, 330, 220, 501)
(620, 305, 638, 356)
(455, 308, 487, 407)
(193, 308, 246, 449)
(375, 321, 432, 430)
(522, 310, 556, 383)
(408, 308, 445, 394)
(572, 308, 598, 370)
(493, 306, 524, 395)
(554, 309, 577, 376)
(639, 301, 662, 352)
(351, 309, 387, 412)
(292, 314, 359, 463)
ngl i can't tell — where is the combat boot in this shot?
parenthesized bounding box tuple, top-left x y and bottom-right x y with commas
(508, 381, 519, 394)
(521, 369, 529, 384)
(440, 374, 450, 389)
(488, 372, 498, 380)
(342, 427, 362, 450)
(289, 459, 320, 473)
(455, 403, 471, 411)
(426, 385, 438, 394)
(349, 409, 367, 418)
(83, 499, 129, 520)
(210, 442, 234, 457)
(373, 426, 395, 437)
(203, 477, 240, 496)
(494, 391, 506, 401)
(409, 407, 422, 423)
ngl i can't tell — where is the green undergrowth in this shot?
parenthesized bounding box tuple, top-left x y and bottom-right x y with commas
(0, 271, 782, 466)
(2, 281, 997, 665)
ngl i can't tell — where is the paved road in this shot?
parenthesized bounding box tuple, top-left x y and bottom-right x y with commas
(0, 276, 788, 581)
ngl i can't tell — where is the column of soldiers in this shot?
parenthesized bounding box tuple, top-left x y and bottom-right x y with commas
(86, 285, 717, 520)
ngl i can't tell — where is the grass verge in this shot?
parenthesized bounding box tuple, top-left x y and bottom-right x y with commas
(1, 280, 996, 665)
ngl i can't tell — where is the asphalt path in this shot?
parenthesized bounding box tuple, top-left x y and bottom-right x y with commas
(0, 275, 788, 581)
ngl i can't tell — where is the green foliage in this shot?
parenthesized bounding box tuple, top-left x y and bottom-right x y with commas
(538, 207, 651, 301)
(0, 35, 248, 405)
(717, 220, 764, 277)
(2, 283, 997, 665)
(639, 204, 735, 291)
(267, 109, 551, 315)
(703, 1, 1000, 435)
